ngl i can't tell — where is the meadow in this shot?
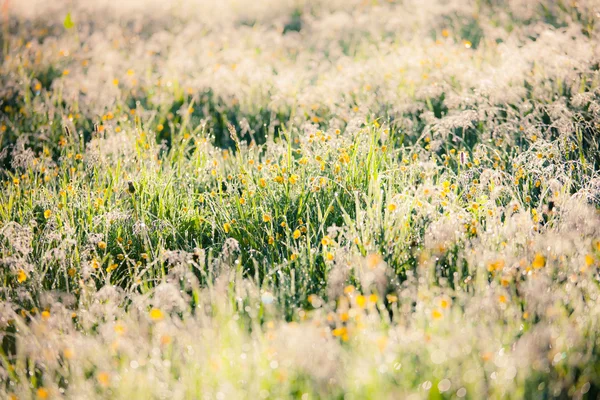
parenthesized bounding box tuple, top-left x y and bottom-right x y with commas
(1, 0, 600, 398)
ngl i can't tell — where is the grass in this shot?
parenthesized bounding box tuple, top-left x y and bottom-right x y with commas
(1, 0, 600, 398)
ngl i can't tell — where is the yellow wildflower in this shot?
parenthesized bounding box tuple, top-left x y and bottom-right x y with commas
(17, 269, 27, 283)
(532, 253, 546, 269)
(356, 295, 366, 309)
(487, 259, 505, 272)
(149, 308, 164, 321)
(97, 372, 110, 386)
(37, 388, 49, 399)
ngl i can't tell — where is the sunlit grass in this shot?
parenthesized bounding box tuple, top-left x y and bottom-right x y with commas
(1, 0, 600, 398)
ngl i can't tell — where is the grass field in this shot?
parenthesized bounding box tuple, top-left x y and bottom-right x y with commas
(1, 0, 600, 398)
